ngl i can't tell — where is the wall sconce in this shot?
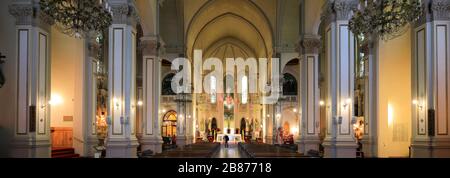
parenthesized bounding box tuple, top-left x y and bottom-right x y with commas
(276, 113, 281, 118)
(188, 115, 191, 119)
(113, 98, 120, 110)
(267, 114, 270, 118)
(412, 100, 424, 111)
(293, 108, 297, 113)
(319, 100, 325, 106)
(137, 101, 143, 106)
(342, 98, 352, 109)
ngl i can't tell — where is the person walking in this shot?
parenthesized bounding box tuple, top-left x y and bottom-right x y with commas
(224, 135, 230, 148)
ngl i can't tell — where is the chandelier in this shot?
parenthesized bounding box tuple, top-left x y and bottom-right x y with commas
(349, 0, 422, 41)
(40, 0, 112, 38)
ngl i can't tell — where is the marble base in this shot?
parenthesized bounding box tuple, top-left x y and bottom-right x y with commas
(411, 138, 450, 158)
(11, 137, 51, 158)
(298, 135, 321, 155)
(106, 137, 139, 158)
(322, 137, 358, 158)
(139, 136, 163, 154)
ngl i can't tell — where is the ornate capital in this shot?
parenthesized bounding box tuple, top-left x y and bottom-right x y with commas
(87, 42, 101, 59)
(321, 0, 358, 26)
(9, 3, 53, 28)
(431, 0, 450, 21)
(298, 35, 321, 54)
(110, 3, 140, 26)
(85, 32, 101, 58)
(333, 0, 358, 21)
(140, 37, 159, 57)
(9, 4, 33, 25)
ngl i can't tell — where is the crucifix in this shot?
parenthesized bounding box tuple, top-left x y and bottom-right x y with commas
(0, 52, 5, 88)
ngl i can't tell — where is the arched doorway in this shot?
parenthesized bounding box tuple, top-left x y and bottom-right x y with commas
(161, 111, 177, 138)
(161, 73, 176, 96)
(282, 73, 298, 96)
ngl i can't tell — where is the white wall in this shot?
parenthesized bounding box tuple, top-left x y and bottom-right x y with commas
(50, 27, 83, 128)
(377, 29, 412, 157)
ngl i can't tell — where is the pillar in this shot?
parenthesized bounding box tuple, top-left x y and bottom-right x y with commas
(176, 93, 192, 147)
(9, 0, 53, 158)
(297, 34, 321, 154)
(140, 36, 163, 154)
(411, 0, 450, 158)
(105, 0, 139, 158)
(360, 35, 378, 158)
(321, 0, 358, 158)
(73, 33, 101, 157)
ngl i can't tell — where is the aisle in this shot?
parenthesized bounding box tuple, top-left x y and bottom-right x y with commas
(214, 143, 243, 158)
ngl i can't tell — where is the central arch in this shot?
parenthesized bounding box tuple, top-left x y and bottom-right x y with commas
(186, 0, 274, 60)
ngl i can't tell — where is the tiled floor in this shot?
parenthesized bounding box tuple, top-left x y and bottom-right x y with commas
(215, 143, 242, 158)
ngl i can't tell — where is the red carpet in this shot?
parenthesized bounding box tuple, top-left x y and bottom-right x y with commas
(51, 147, 80, 158)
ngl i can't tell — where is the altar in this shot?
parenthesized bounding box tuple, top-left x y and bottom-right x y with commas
(216, 134, 242, 143)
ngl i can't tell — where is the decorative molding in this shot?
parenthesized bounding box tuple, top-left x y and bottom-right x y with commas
(431, 0, 450, 21)
(140, 37, 159, 57)
(9, 4, 33, 25)
(110, 3, 140, 26)
(334, 0, 358, 21)
(85, 31, 101, 58)
(298, 35, 321, 54)
(321, 0, 358, 26)
(9, 3, 54, 28)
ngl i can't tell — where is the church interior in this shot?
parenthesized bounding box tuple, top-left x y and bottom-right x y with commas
(0, 0, 449, 158)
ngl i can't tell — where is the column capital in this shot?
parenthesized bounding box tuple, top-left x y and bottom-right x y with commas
(86, 37, 101, 59)
(334, 0, 358, 21)
(140, 36, 160, 57)
(109, 1, 140, 27)
(297, 35, 321, 54)
(321, 0, 358, 24)
(9, 3, 53, 28)
(431, 0, 450, 21)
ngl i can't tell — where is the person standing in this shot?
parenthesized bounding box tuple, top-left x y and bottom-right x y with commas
(224, 135, 230, 148)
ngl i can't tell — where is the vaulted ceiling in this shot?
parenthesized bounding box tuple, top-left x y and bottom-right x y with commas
(157, 0, 304, 60)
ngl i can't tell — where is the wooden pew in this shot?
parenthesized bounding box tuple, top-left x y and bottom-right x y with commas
(238, 143, 309, 158)
(152, 143, 221, 158)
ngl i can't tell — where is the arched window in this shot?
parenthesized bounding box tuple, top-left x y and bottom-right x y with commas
(161, 111, 177, 137)
(224, 75, 234, 94)
(241, 76, 248, 104)
(211, 76, 217, 103)
(162, 73, 176, 95)
(283, 73, 298, 96)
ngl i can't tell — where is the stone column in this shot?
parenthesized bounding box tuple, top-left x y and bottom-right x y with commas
(176, 93, 192, 147)
(140, 36, 163, 154)
(321, 0, 359, 158)
(72, 33, 101, 157)
(360, 35, 378, 158)
(105, 0, 139, 158)
(297, 35, 321, 154)
(411, 0, 450, 158)
(9, 0, 53, 158)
